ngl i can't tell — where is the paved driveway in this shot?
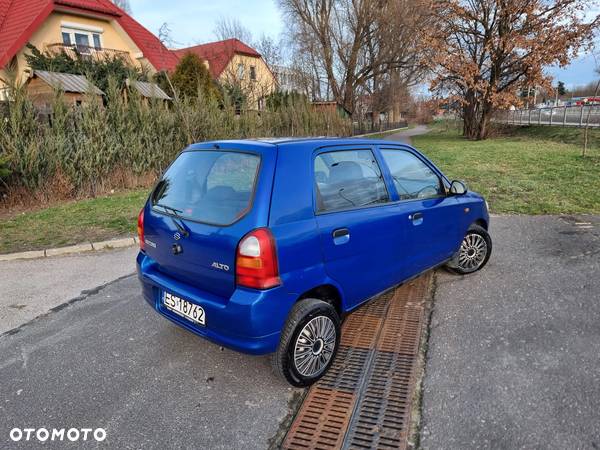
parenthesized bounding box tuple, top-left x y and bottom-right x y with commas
(0, 275, 296, 449)
(422, 215, 600, 449)
(0, 247, 137, 334)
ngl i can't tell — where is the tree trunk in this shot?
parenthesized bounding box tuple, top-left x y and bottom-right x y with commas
(463, 104, 478, 139)
(477, 104, 492, 140)
(342, 81, 355, 118)
(462, 89, 478, 139)
(463, 92, 492, 140)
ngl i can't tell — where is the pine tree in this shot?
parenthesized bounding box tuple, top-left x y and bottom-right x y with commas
(170, 53, 221, 102)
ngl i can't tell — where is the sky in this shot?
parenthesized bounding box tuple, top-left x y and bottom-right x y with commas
(128, 0, 283, 48)
(129, 0, 599, 90)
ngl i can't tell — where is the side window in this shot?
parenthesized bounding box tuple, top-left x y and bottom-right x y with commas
(314, 149, 389, 212)
(380, 149, 443, 200)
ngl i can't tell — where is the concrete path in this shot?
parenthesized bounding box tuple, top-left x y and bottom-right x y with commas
(422, 215, 600, 449)
(385, 124, 430, 144)
(0, 247, 137, 334)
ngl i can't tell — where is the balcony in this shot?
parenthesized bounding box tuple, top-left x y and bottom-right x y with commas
(45, 43, 133, 65)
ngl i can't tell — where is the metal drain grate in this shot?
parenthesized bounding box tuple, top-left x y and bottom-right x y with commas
(283, 275, 430, 450)
(284, 387, 356, 449)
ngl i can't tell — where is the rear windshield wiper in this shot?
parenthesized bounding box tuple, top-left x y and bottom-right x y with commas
(154, 203, 190, 237)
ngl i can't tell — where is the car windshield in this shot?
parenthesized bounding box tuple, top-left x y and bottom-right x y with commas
(151, 150, 260, 226)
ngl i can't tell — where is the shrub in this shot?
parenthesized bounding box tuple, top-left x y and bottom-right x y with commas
(25, 44, 146, 92)
(0, 84, 350, 205)
(170, 53, 221, 102)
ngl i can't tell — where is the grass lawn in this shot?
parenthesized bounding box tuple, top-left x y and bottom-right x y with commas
(1, 123, 599, 254)
(413, 124, 600, 214)
(0, 189, 147, 254)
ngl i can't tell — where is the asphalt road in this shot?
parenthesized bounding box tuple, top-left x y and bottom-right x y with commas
(421, 215, 600, 449)
(0, 247, 137, 334)
(1, 201, 598, 447)
(0, 275, 297, 449)
(386, 124, 430, 143)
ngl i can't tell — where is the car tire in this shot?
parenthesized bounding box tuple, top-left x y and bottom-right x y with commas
(272, 298, 341, 387)
(447, 224, 492, 275)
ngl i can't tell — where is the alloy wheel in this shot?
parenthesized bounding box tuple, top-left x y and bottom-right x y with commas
(293, 316, 337, 377)
(458, 232, 488, 271)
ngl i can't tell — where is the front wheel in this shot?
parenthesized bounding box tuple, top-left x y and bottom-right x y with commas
(447, 224, 492, 274)
(272, 298, 340, 387)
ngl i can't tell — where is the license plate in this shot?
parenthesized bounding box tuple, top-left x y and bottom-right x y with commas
(162, 292, 205, 326)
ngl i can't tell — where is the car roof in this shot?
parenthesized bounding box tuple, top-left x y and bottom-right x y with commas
(193, 137, 407, 150)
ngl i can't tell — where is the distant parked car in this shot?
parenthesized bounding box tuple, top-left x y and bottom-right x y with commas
(136, 138, 492, 386)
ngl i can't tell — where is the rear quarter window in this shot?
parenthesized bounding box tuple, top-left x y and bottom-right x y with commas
(152, 151, 260, 226)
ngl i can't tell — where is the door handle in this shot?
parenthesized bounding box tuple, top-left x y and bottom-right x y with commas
(409, 212, 424, 226)
(333, 228, 350, 238)
(332, 228, 350, 245)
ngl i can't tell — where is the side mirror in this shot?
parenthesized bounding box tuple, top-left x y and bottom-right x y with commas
(449, 180, 468, 195)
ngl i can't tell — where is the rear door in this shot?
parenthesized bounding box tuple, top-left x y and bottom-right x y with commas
(142, 145, 276, 300)
(377, 146, 462, 273)
(314, 146, 408, 310)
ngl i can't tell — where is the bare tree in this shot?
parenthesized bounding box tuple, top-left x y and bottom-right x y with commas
(157, 23, 179, 48)
(279, 0, 431, 115)
(111, 0, 132, 14)
(254, 34, 282, 68)
(213, 17, 253, 44)
(570, 80, 600, 97)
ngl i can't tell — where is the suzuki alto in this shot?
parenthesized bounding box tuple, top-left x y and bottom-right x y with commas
(136, 138, 492, 386)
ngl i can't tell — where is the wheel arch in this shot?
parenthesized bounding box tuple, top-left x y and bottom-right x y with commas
(473, 218, 488, 230)
(297, 284, 344, 317)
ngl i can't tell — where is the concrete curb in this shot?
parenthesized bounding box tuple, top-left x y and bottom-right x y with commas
(352, 126, 408, 138)
(0, 237, 137, 262)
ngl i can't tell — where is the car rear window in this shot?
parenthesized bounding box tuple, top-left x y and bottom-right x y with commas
(151, 151, 260, 226)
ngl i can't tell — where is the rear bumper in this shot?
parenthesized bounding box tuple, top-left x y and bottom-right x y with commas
(136, 252, 285, 355)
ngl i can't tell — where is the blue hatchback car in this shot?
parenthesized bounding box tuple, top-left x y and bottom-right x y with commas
(137, 138, 491, 386)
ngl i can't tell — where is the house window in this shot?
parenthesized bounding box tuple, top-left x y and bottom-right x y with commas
(250, 66, 256, 81)
(93, 34, 102, 50)
(61, 24, 103, 51)
(75, 33, 90, 48)
(237, 63, 244, 80)
(62, 32, 71, 46)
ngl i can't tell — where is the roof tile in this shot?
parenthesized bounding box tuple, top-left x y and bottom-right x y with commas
(0, 0, 178, 71)
(173, 38, 261, 78)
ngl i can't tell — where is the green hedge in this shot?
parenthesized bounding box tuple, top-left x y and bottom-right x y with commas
(0, 82, 350, 200)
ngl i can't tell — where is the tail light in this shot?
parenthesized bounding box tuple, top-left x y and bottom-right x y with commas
(236, 228, 281, 289)
(137, 208, 145, 250)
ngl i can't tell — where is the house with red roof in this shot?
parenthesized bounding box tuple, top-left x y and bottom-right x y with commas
(0, 0, 177, 100)
(173, 38, 276, 110)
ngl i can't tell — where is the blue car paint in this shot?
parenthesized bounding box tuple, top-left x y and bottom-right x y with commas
(137, 138, 489, 355)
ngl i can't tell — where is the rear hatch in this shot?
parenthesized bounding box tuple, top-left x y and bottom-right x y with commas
(142, 143, 276, 300)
